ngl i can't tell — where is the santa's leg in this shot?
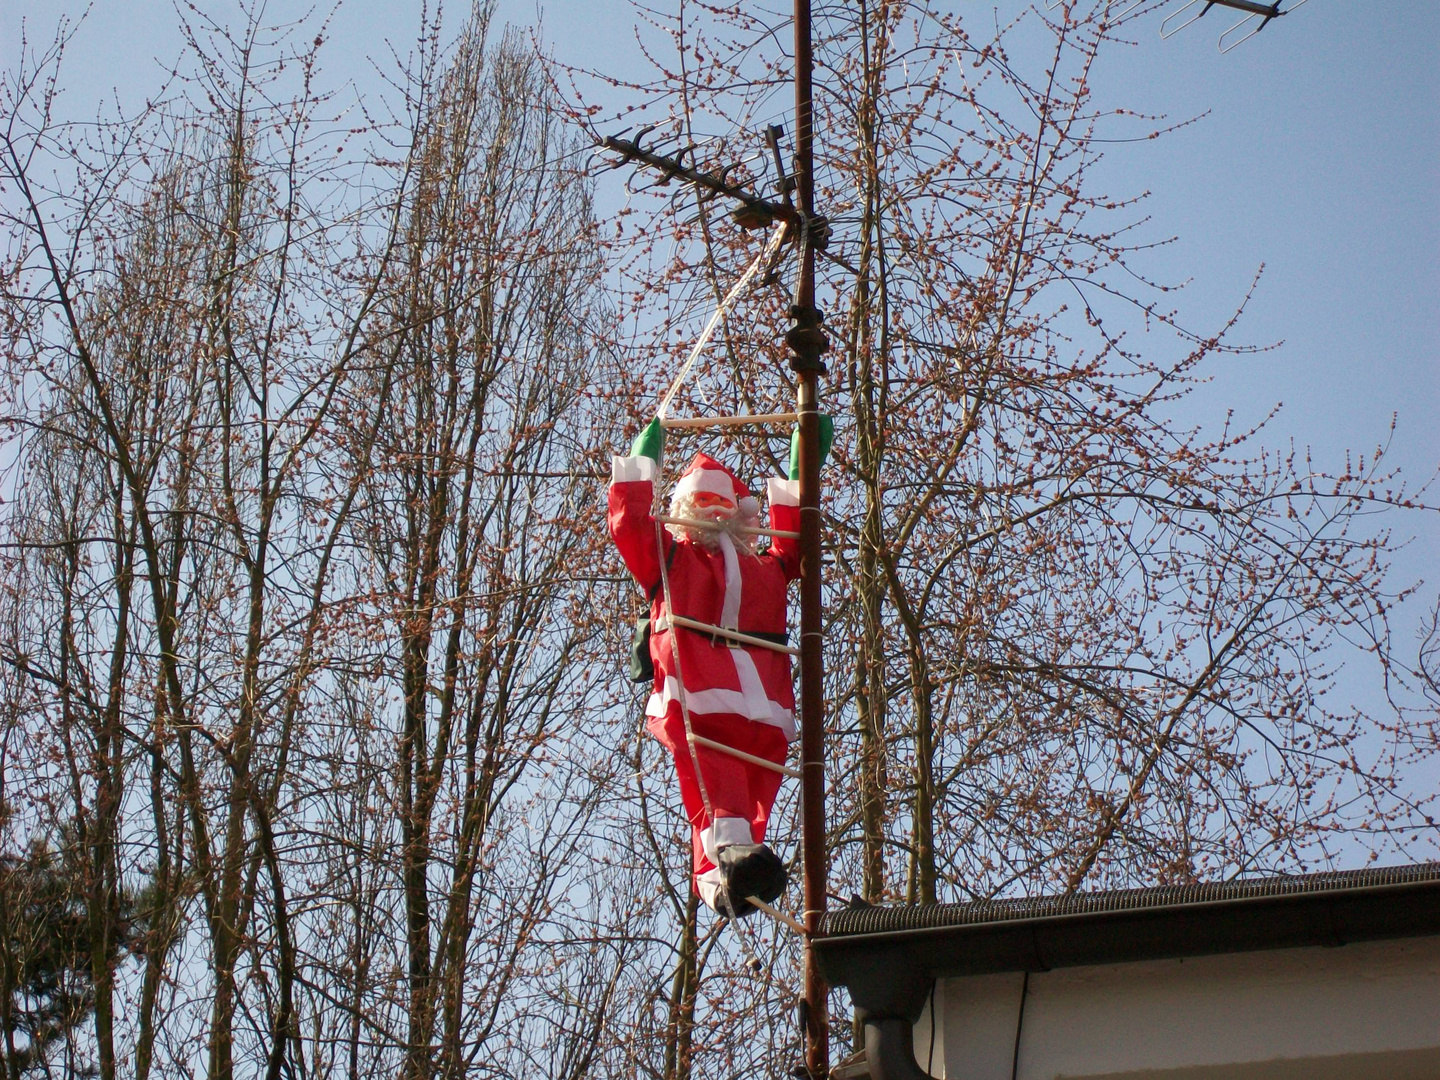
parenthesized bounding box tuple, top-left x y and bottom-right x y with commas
(740, 721, 789, 845)
(709, 719, 789, 911)
(651, 711, 787, 915)
(685, 739, 753, 912)
(651, 710, 750, 911)
(684, 714, 788, 914)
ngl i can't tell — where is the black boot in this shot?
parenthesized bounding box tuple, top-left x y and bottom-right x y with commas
(716, 843, 788, 918)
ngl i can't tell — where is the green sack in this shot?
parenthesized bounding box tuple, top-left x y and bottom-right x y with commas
(630, 613, 655, 683)
(629, 542, 677, 684)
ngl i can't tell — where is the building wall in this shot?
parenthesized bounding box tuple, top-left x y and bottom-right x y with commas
(917, 934, 1440, 1080)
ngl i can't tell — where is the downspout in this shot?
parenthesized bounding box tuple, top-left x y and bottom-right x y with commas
(860, 1017, 936, 1080)
(835, 951, 935, 1080)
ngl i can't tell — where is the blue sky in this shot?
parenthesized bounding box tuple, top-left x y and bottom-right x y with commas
(6, 0, 1437, 705)
(1090, 2, 1440, 701)
(542, 0, 1440, 701)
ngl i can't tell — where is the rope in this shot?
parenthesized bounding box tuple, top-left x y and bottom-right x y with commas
(655, 519, 711, 817)
(656, 222, 790, 421)
(650, 217, 798, 970)
(792, 214, 810, 307)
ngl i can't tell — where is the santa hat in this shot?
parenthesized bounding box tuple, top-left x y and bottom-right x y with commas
(673, 453, 759, 516)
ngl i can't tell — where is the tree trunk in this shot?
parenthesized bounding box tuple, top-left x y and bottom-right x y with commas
(663, 891, 701, 1080)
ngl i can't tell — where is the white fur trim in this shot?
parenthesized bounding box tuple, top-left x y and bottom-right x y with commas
(730, 648, 768, 713)
(696, 868, 724, 910)
(766, 477, 799, 507)
(715, 816, 753, 849)
(611, 454, 657, 484)
(646, 677, 796, 741)
(718, 533, 742, 630)
(675, 467, 738, 503)
(701, 817, 754, 862)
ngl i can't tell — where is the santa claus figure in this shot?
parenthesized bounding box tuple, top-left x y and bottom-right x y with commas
(609, 416, 831, 917)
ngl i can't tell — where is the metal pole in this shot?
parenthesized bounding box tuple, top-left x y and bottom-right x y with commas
(789, 0, 829, 1077)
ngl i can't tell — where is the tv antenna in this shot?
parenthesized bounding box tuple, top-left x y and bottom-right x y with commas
(1158, 0, 1310, 53)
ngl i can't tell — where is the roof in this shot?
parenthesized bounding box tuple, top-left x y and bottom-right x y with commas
(813, 862, 1440, 1021)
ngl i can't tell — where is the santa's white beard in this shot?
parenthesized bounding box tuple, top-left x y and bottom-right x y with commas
(667, 491, 760, 554)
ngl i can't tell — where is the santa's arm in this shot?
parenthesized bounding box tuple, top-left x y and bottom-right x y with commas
(766, 477, 803, 581)
(767, 415, 834, 582)
(608, 421, 667, 593)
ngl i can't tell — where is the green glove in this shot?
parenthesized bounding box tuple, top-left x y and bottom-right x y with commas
(787, 414, 834, 481)
(629, 417, 664, 463)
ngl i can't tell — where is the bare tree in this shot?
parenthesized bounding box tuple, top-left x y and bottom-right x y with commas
(571, 0, 1440, 1069)
(333, 13, 619, 1079)
(2, 2, 1436, 1079)
(1, 4, 627, 1078)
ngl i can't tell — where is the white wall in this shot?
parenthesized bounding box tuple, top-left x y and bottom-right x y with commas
(922, 935, 1440, 1080)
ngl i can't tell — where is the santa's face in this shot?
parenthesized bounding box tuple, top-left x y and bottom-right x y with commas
(667, 489, 759, 554)
(690, 490, 737, 522)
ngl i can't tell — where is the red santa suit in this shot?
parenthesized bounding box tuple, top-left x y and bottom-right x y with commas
(609, 451, 801, 907)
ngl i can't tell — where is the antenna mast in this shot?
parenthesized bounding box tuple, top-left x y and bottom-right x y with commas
(788, 0, 830, 1076)
(600, 3, 831, 1073)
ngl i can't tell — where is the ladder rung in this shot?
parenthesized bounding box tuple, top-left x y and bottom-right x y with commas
(688, 733, 802, 778)
(656, 514, 799, 540)
(661, 412, 798, 429)
(664, 615, 801, 655)
(745, 895, 807, 934)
